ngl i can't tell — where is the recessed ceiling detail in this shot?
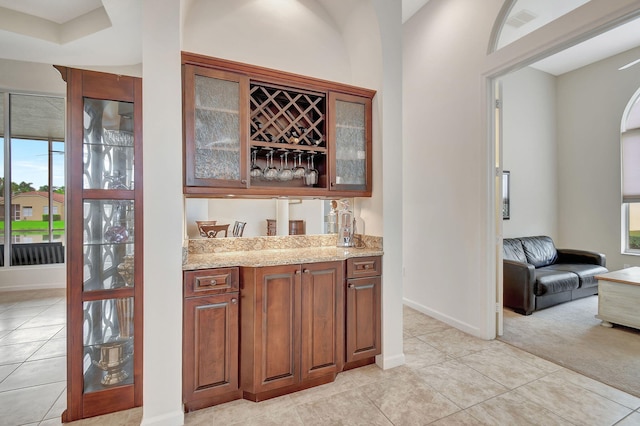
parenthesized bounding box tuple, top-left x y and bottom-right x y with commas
(505, 9, 537, 28)
(0, 4, 111, 45)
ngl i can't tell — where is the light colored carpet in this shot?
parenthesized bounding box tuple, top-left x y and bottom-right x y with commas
(499, 295, 640, 398)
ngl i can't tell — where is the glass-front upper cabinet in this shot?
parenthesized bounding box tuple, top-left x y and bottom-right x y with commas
(58, 66, 142, 422)
(328, 92, 372, 194)
(183, 64, 249, 191)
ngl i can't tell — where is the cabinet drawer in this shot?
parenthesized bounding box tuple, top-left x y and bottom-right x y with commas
(346, 256, 381, 279)
(184, 268, 239, 297)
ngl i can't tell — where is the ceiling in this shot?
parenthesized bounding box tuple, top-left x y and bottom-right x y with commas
(0, 0, 638, 75)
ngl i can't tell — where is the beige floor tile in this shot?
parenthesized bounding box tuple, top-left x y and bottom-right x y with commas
(363, 368, 461, 424)
(29, 337, 66, 361)
(295, 387, 393, 425)
(404, 309, 452, 337)
(430, 410, 491, 425)
(288, 371, 356, 405)
(18, 311, 66, 328)
(0, 324, 64, 345)
(43, 384, 66, 421)
(0, 340, 45, 364)
(0, 316, 31, 332)
(0, 381, 66, 425)
(418, 359, 509, 408)
(0, 356, 66, 391)
(340, 363, 406, 387)
(189, 394, 295, 425)
(403, 336, 448, 369)
(490, 341, 563, 373)
(0, 305, 49, 319)
(0, 362, 20, 381)
(616, 411, 640, 425)
(515, 373, 633, 426)
(228, 406, 304, 425)
(549, 368, 640, 410)
(465, 391, 573, 425)
(457, 347, 551, 389)
(416, 328, 497, 358)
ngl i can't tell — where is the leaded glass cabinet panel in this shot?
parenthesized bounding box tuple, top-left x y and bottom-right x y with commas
(183, 64, 249, 188)
(328, 92, 372, 193)
(57, 66, 143, 422)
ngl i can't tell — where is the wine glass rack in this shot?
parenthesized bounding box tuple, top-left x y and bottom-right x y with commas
(249, 82, 327, 187)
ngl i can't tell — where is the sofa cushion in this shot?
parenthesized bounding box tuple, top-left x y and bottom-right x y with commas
(534, 269, 579, 296)
(543, 264, 608, 289)
(503, 238, 527, 263)
(520, 236, 558, 268)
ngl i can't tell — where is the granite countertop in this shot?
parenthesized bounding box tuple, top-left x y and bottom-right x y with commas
(183, 234, 383, 270)
(184, 246, 383, 270)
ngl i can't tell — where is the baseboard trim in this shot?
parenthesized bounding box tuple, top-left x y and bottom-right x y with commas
(377, 352, 405, 370)
(403, 297, 483, 338)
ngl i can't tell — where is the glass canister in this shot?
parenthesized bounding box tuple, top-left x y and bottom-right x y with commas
(336, 199, 355, 247)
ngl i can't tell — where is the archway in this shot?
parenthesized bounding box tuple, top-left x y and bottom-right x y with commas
(485, 1, 640, 337)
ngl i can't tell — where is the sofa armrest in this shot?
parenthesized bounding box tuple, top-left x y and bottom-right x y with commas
(503, 259, 536, 315)
(556, 248, 606, 267)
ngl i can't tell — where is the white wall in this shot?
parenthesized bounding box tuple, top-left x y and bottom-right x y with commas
(501, 66, 558, 239)
(557, 45, 640, 270)
(182, 0, 351, 84)
(403, 0, 504, 338)
(141, 0, 184, 424)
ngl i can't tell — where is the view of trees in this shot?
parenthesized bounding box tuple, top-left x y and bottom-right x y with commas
(0, 178, 65, 194)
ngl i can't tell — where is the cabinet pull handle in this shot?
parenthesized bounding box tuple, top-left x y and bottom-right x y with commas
(364, 264, 372, 269)
(241, 179, 247, 184)
(348, 283, 355, 289)
(303, 269, 310, 274)
(209, 279, 217, 286)
(231, 298, 238, 304)
(295, 270, 301, 275)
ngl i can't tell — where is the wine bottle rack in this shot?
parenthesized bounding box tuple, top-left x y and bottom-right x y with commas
(249, 82, 326, 150)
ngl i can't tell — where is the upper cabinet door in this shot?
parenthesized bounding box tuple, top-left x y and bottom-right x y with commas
(183, 65, 249, 190)
(328, 92, 372, 195)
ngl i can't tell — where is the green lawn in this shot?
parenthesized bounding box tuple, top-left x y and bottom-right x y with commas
(0, 221, 65, 231)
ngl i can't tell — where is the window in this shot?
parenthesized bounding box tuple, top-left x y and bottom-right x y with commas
(622, 88, 640, 254)
(0, 92, 66, 266)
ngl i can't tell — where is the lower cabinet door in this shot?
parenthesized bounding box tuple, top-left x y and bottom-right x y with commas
(346, 276, 381, 363)
(300, 261, 344, 380)
(254, 264, 301, 392)
(183, 293, 239, 406)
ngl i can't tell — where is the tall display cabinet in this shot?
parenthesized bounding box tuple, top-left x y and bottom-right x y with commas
(57, 67, 143, 421)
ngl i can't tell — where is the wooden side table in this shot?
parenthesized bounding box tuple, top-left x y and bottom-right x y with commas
(595, 267, 640, 330)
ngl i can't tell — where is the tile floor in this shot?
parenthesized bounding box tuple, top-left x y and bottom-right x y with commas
(2, 289, 640, 425)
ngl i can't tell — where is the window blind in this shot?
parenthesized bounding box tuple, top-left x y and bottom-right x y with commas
(622, 128, 640, 203)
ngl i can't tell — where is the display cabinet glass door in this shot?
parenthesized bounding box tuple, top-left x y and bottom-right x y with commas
(184, 65, 249, 188)
(60, 67, 142, 422)
(328, 92, 372, 193)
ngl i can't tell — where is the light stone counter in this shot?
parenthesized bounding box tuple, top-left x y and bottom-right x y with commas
(183, 234, 383, 270)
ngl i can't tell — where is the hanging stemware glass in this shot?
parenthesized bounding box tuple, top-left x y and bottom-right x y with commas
(250, 149, 262, 180)
(263, 149, 278, 181)
(279, 151, 293, 181)
(305, 152, 318, 186)
(292, 151, 306, 179)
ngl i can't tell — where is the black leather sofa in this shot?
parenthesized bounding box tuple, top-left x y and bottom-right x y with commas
(503, 236, 607, 315)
